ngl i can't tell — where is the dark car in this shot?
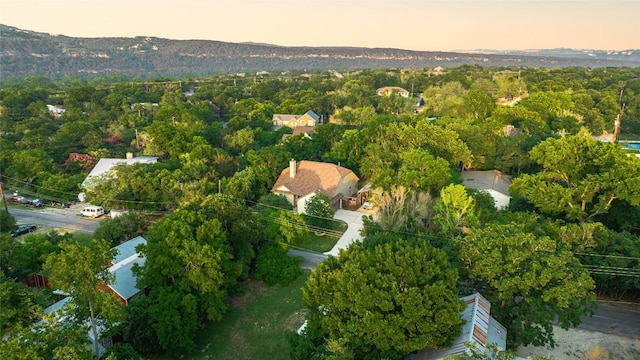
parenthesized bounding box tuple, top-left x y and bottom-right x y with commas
(24, 198, 45, 207)
(11, 224, 37, 237)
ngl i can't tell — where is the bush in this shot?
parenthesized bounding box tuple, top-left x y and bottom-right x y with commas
(0, 211, 16, 233)
(254, 245, 302, 286)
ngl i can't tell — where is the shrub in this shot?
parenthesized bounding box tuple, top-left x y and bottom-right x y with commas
(255, 245, 302, 286)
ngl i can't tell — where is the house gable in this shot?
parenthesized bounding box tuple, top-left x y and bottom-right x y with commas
(271, 160, 359, 207)
(406, 293, 507, 360)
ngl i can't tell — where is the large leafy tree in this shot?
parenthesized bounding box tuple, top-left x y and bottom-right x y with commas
(0, 314, 92, 360)
(43, 239, 125, 357)
(510, 133, 640, 222)
(135, 194, 260, 354)
(397, 149, 454, 193)
(457, 219, 596, 347)
(301, 237, 464, 359)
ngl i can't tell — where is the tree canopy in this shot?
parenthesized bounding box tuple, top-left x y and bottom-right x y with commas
(301, 236, 464, 359)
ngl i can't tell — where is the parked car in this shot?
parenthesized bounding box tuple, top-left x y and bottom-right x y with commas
(363, 201, 373, 210)
(81, 205, 105, 218)
(24, 198, 45, 207)
(11, 224, 37, 237)
(8, 196, 28, 204)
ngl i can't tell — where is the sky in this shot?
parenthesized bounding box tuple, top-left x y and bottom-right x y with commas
(1, 0, 638, 52)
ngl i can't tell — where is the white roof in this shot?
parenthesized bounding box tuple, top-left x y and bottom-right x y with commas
(406, 293, 507, 360)
(461, 170, 511, 197)
(82, 156, 157, 187)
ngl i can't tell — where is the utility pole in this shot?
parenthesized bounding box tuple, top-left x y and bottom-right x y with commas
(613, 104, 625, 143)
(0, 168, 8, 212)
(613, 85, 625, 143)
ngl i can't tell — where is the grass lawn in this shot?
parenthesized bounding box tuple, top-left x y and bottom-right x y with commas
(72, 231, 94, 245)
(179, 271, 310, 360)
(297, 219, 347, 253)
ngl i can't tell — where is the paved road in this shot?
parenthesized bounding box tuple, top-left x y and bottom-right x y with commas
(288, 249, 327, 269)
(579, 301, 640, 339)
(8, 207, 101, 233)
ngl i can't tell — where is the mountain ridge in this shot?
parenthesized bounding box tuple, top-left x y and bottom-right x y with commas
(2, 24, 639, 79)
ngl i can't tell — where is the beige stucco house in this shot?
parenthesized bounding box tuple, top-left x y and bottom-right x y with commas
(271, 160, 359, 213)
(272, 110, 320, 129)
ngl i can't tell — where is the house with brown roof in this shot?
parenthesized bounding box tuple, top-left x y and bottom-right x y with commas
(272, 110, 320, 129)
(271, 159, 359, 213)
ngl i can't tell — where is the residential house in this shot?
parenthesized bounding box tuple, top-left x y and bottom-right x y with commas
(461, 170, 512, 210)
(41, 236, 147, 356)
(376, 86, 410, 98)
(406, 293, 508, 360)
(282, 126, 315, 141)
(78, 153, 158, 202)
(104, 236, 147, 305)
(272, 110, 320, 129)
(47, 104, 66, 117)
(271, 159, 359, 213)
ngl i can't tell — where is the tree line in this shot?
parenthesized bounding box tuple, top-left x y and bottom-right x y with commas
(1, 65, 639, 359)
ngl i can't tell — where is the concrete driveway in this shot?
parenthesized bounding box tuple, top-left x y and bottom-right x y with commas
(324, 209, 367, 256)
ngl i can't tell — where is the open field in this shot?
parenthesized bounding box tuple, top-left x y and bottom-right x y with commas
(172, 271, 310, 360)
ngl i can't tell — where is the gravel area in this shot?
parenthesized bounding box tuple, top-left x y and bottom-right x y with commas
(518, 326, 640, 360)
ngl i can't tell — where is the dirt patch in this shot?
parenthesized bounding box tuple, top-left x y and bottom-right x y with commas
(284, 309, 309, 332)
(518, 326, 640, 360)
(229, 279, 269, 308)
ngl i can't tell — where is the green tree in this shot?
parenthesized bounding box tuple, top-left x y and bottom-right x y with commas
(262, 209, 310, 245)
(254, 244, 303, 286)
(135, 194, 259, 354)
(457, 221, 596, 347)
(43, 239, 125, 357)
(397, 149, 454, 193)
(302, 237, 464, 359)
(0, 211, 17, 233)
(0, 314, 92, 360)
(0, 271, 46, 333)
(304, 192, 335, 228)
(461, 89, 495, 119)
(433, 184, 478, 238)
(121, 295, 161, 355)
(93, 212, 147, 247)
(510, 133, 640, 222)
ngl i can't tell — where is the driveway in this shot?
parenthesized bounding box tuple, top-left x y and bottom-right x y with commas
(324, 209, 367, 256)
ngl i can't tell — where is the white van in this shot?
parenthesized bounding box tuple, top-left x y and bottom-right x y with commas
(81, 205, 105, 218)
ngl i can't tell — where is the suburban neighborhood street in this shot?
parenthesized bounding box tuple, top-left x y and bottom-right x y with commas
(9, 205, 640, 341)
(287, 249, 327, 269)
(8, 206, 101, 234)
(578, 301, 640, 338)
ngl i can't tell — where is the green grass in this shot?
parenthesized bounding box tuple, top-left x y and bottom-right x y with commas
(297, 219, 347, 253)
(176, 271, 310, 360)
(72, 231, 94, 245)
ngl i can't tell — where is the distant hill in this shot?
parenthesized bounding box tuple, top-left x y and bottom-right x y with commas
(1, 24, 639, 79)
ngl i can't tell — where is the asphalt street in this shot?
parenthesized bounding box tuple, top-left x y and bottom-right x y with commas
(578, 301, 640, 339)
(8, 206, 101, 233)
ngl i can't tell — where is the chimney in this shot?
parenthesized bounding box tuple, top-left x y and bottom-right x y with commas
(290, 159, 296, 178)
(126, 152, 133, 160)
